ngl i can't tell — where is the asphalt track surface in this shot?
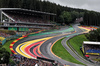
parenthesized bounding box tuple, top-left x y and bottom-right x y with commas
(40, 24, 94, 66)
(13, 24, 95, 66)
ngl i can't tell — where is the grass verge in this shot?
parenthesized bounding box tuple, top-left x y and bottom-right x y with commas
(1, 39, 16, 54)
(52, 38, 85, 65)
(68, 34, 88, 57)
(1, 39, 16, 64)
(1, 36, 22, 54)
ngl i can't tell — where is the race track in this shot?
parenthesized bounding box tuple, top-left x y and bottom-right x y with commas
(12, 24, 95, 66)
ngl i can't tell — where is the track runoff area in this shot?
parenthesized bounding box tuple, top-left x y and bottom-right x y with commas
(10, 26, 97, 65)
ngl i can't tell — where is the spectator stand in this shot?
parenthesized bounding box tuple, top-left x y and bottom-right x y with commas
(9, 54, 64, 66)
(0, 8, 57, 31)
(82, 41, 100, 64)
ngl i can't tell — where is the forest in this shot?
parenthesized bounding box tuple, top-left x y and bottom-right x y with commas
(0, 0, 100, 25)
(82, 11, 100, 26)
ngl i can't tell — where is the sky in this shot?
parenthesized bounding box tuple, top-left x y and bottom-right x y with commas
(47, 0, 100, 12)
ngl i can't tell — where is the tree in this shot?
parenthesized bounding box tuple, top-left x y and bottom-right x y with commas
(0, 48, 10, 64)
(85, 28, 100, 42)
(79, 12, 84, 17)
(83, 12, 89, 25)
(82, 11, 100, 26)
(71, 11, 80, 22)
(59, 11, 72, 24)
(0, 0, 99, 25)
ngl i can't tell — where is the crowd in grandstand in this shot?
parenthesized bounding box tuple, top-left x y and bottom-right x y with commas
(2, 12, 53, 29)
(0, 32, 11, 37)
(8, 54, 60, 66)
(6, 12, 51, 24)
(85, 45, 100, 53)
(0, 10, 57, 31)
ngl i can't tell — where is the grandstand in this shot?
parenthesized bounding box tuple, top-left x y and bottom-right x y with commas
(9, 54, 63, 66)
(82, 41, 100, 55)
(0, 8, 56, 31)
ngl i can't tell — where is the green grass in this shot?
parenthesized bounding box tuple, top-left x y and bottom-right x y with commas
(1, 39, 16, 54)
(52, 38, 85, 65)
(69, 34, 88, 57)
(1, 39, 17, 64)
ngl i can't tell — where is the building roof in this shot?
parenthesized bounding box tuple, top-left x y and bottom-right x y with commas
(83, 41, 100, 45)
(0, 8, 56, 15)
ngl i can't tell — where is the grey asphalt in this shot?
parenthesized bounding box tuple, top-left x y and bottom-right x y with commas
(40, 36, 81, 66)
(13, 26, 70, 53)
(30, 44, 39, 57)
(13, 24, 95, 66)
(40, 24, 94, 66)
(61, 25, 95, 66)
